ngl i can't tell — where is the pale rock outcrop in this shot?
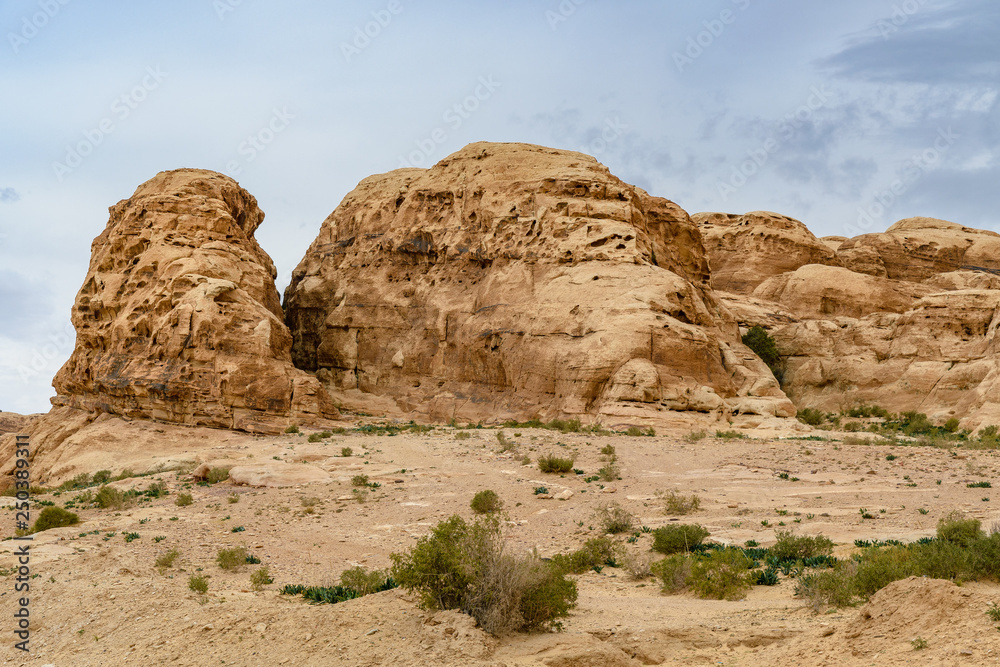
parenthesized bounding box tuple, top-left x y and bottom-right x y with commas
(752, 264, 937, 319)
(285, 142, 795, 426)
(50, 169, 338, 433)
(836, 217, 1000, 281)
(693, 211, 841, 294)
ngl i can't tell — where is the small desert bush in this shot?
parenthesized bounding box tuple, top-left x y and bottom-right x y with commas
(651, 553, 693, 593)
(145, 480, 168, 498)
(937, 511, 982, 547)
(683, 430, 707, 443)
(593, 502, 634, 534)
(496, 431, 517, 452)
(91, 470, 113, 485)
(797, 408, 825, 426)
(95, 485, 131, 510)
(30, 506, 79, 533)
(768, 530, 834, 562)
(175, 492, 194, 507)
(658, 489, 701, 515)
(687, 548, 754, 600)
(205, 467, 231, 484)
(284, 425, 300, 434)
(250, 566, 273, 591)
(714, 430, 746, 440)
(216, 546, 249, 570)
(470, 490, 503, 515)
(651, 524, 710, 555)
(454, 432, 472, 441)
(339, 566, 390, 596)
(597, 461, 620, 482)
(188, 575, 209, 594)
(340, 446, 354, 456)
(538, 455, 574, 474)
(391, 515, 577, 636)
(551, 537, 623, 574)
(227, 492, 240, 504)
(155, 548, 180, 570)
(622, 551, 655, 580)
(351, 474, 370, 487)
(742, 325, 782, 377)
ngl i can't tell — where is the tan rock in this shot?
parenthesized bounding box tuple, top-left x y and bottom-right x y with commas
(752, 264, 937, 319)
(228, 464, 331, 487)
(693, 211, 840, 294)
(837, 217, 1000, 281)
(50, 169, 338, 433)
(285, 143, 795, 426)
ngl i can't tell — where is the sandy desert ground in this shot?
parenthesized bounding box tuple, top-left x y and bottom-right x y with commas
(3, 420, 1000, 666)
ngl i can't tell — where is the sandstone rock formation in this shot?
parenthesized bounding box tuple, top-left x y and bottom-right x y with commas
(752, 264, 937, 320)
(284, 142, 795, 427)
(836, 217, 1000, 281)
(693, 211, 841, 294)
(50, 169, 337, 433)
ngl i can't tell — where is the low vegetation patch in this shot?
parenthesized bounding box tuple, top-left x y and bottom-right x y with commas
(551, 537, 622, 574)
(216, 546, 249, 570)
(658, 490, 701, 515)
(470, 490, 503, 515)
(593, 502, 634, 534)
(537, 455, 574, 474)
(30, 506, 79, 533)
(391, 515, 577, 636)
(651, 524, 710, 554)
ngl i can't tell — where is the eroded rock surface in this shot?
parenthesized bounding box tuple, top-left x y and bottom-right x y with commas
(51, 169, 337, 433)
(693, 211, 841, 294)
(285, 142, 795, 426)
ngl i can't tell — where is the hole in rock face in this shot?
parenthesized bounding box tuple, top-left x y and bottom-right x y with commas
(592, 276, 600, 281)
(616, 244, 626, 250)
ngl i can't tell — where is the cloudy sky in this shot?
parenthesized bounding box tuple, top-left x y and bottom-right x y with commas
(1, 0, 997, 413)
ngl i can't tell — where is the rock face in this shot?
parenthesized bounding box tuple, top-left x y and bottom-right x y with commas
(51, 169, 337, 433)
(752, 265, 937, 320)
(693, 211, 841, 294)
(837, 217, 1000, 281)
(284, 142, 794, 426)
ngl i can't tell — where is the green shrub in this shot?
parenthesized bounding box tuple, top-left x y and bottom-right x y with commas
(339, 566, 390, 596)
(651, 554, 693, 593)
(205, 467, 231, 484)
(538, 455, 574, 474)
(687, 548, 754, 600)
(742, 326, 781, 377)
(496, 431, 517, 452)
(341, 446, 354, 456)
(684, 430, 707, 443)
(795, 562, 860, 609)
(95, 485, 130, 510)
(593, 502, 634, 534)
(658, 490, 701, 515)
(714, 430, 746, 440)
(155, 548, 180, 570)
(944, 418, 961, 433)
(390, 515, 577, 636)
(30, 506, 80, 533)
(91, 470, 112, 485)
(454, 432, 472, 440)
(546, 418, 582, 433)
(900, 411, 933, 435)
(597, 462, 620, 481)
(351, 474, 370, 487)
(551, 537, 622, 574)
(175, 492, 193, 507)
(937, 512, 983, 547)
(651, 524, 710, 554)
(285, 425, 300, 434)
(797, 408, 825, 426)
(217, 546, 249, 570)
(470, 490, 503, 515)
(250, 566, 273, 591)
(188, 575, 209, 593)
(769, 531, 834, 562)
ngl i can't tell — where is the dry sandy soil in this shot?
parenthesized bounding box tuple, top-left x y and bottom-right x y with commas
(3, 421, 1000, 666)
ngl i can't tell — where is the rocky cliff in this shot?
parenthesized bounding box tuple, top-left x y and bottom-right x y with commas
(50, 169, 338, 433)
(284, 142, 795, 427)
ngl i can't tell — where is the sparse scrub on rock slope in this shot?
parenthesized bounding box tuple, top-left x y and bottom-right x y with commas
(391, 515, 577, 636)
